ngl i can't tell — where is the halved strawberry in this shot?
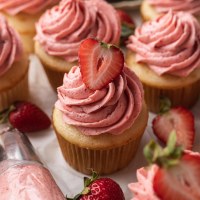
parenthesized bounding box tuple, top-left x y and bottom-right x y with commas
(153, 153, 200, 200)
(78, 38, 124, 90)
(152, 107, 195, 150)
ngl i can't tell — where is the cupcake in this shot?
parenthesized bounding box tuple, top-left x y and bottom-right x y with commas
(0, 15, 29, 112)
(126, 11, 200, 113)
(0, 0, 60, 54)
(35, 0, 121, 91)
(52, 38, 148, 175)
(141, 0, 200, 21)
(128, 135, 200, 200)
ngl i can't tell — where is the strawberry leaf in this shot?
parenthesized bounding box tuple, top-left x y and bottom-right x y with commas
(159, 97, 171, 114)
(144, 131, 183, 168)
(121, 23, 134, 38)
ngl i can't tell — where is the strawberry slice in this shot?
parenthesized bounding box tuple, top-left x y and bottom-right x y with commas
(152, 107, 195, 150)
(78, 38, 124, 90)
(153, 153, 200, 200)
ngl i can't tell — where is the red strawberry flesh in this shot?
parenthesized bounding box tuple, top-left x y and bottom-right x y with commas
(78, 38, 124, 90)
(9, 101, 51, 133)
(153, 153, 200, 200)
(152, 107, 194, 150)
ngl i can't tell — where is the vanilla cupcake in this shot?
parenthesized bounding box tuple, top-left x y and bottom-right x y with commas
(0, 15, 29, 111)
(35, 0, 121, 91)
(52, 39, 148, 175)
(126, 11, 200, 113)
(0, 0, 60, 54)
(141, 0, 200, 21)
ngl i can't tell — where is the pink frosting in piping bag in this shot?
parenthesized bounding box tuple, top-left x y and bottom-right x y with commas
(148, 0, 200, 16)
(0, 15, 22, 77)
(55, 65, 143, 135)
(127, 11, 200, 77)
(0, 164, 65, 200)
(35, 0, 121, 62)
(0, 0, 59, 15)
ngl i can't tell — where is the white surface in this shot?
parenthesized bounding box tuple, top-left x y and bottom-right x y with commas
(27, 54, 200, 200)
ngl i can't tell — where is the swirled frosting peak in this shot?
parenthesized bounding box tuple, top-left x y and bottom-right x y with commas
(35, 0, 121, 62)
(127, 11, 200, 77)
(0, 0, 59, 15)
(148, 0, 200, 16)
(0, 15, 23, 77)
(128, 165, 160, 200)
(55, 65, 143, 135)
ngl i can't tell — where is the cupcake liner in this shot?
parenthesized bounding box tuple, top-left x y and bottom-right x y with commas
(55, 130, 143, 175)
(42, 65, 65, 91)
(143, 79, 200, 113)
(35, 42, 76, 91)
(0, 71, 29, 111)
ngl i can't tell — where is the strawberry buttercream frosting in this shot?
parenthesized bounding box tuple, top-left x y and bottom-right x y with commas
(127, 11, 200, 77)
(148, 0, 200, 16)
(0, 15, 22, 77)
(35, 0, 121, 62)
(128, 165, 160, 200)
(0, 164, 65, 200)
(55, 65, 143, 135)
(0, 0, 59, 15)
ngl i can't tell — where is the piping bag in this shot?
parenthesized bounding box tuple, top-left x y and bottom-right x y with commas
(0, 127, 66, 200)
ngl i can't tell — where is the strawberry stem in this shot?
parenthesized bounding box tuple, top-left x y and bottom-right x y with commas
(100, 41, 112, 49)
(0, 105, 15, 124)
(159, 97, 171, 114)
(144, 131, 183, 168)
(66, 171, 99, 200)
(121, 23, 134, 38)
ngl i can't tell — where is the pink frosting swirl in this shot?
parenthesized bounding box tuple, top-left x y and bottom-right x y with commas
(0, 15, 23, 77)
(55, 65, 143, 135)
(127, 11, 200, 77)
(0, 0, 59, 15)
(35, 0, 121, 62)
(128, 165, 160, 200)
(148, 0, 200, 16)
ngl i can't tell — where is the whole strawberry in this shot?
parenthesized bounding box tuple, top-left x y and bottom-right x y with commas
(0, 101, 51, 133)
(67, 172, 125, 200)
(117, 9, 135, 45)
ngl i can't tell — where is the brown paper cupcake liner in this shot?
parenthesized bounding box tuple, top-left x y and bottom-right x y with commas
(42, 65, 65, 91)
(55, 131, 143, 175)
(0, 71, 29, 111)
(143, 79, 200, 113)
